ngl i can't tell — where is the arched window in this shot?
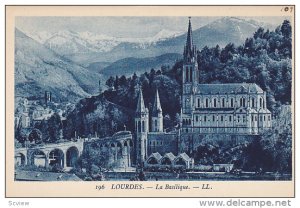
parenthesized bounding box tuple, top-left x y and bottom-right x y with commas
(231, 98, 234, 107)
(204, 116, 207, 122)
(229, 115, 232, 122)
(138, 121, 141, 133)
(213, 98, 217, 107)
(206, 98, 209, 108)
(240, 98, 246, 107)
(222, 98, 225, 107)
(263, 100, 265, 109)
(260, 98, 263, 108)
(212, 115, 215, 122)
(252, 97, 255, 108)
(142, 121, 145, 132)
(197, 98, 200, 108)
(186, 66, 189, 82)
(221, 115, 223, 122)
(190, 67, 193, 82)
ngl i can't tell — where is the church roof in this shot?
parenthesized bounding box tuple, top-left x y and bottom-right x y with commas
(162, 152, 176, 161)
(258, 108, 271, 114)
(151, 89, 162, 116)
(177, 152, 191, 161)
(196, 83, 264, 94)
(149, 152, 162, 161)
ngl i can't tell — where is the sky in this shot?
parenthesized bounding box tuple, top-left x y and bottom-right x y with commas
(15, 16, 289, 38)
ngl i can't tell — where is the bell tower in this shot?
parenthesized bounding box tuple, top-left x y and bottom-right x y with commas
(134, 88, 149, 166)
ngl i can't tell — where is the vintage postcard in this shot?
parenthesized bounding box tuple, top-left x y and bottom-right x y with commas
(5, 5, 295, 197)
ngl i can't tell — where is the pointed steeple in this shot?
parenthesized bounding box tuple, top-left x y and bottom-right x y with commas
(152, 89, 162, 116)
(136, 88, 146, 113)
(184, 17, 196, 62)
(186, 17, 193, 52)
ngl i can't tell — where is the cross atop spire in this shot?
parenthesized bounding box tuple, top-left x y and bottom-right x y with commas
(151, 89, 162, 116)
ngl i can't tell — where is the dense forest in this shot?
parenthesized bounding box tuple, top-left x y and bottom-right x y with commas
(104, 20, 292, 118)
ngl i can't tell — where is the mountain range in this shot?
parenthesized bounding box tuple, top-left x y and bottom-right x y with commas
(15, 17, 278, 102)
(23, 17, 276, 65)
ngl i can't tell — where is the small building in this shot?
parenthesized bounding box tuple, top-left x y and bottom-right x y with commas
(173, 152, 194, 169)
(144, 152, 194, 169)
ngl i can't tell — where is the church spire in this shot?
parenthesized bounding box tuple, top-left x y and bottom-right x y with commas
(136, 88, 146, 114)
(151, 89, 162, 116)
(183, 17, 196, 63)
(186, 17, 193, 53)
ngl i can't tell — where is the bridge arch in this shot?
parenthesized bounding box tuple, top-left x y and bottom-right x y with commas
(66, 146, 79, 167)
(48, 148, 64, 167)
(29, 149, 47, 167)
(15, 153, 26, 166)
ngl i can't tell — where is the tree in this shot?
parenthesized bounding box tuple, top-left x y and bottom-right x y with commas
(47, 113, 62, 143)
(105, 76, 115, 88)
(119, 75, 127, 87)
(281, 20, 292, 38)
(28, 128, 43, 144)
(254, 27, 264, 39)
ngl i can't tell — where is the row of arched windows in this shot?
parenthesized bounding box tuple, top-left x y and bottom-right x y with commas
(135, 120, 146, 133)
(195, 97, 265, 109)
(185, 66, 193, 83)
(182, 119, 191, 125)
(194, 115, 233, 123)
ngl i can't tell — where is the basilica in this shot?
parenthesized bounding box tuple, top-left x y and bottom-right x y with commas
(134, 17, 272, 167)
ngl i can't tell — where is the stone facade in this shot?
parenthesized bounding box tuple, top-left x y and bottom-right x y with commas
(181, 18, 272, 135)
(86, 131, 134, 169)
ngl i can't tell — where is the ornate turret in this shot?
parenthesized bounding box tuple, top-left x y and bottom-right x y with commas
(151, 89, 163, 132)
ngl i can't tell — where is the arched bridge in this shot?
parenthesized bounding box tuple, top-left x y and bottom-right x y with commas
(15, 139, 85, 169)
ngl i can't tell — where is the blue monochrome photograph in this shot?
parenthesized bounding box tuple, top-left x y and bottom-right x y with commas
(14, 15, 292, 181)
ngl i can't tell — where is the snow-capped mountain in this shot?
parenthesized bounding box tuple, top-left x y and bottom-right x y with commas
(24, 28, 185, 56)
(15, 28, 104, 102)
(21, 17, 277, 64)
